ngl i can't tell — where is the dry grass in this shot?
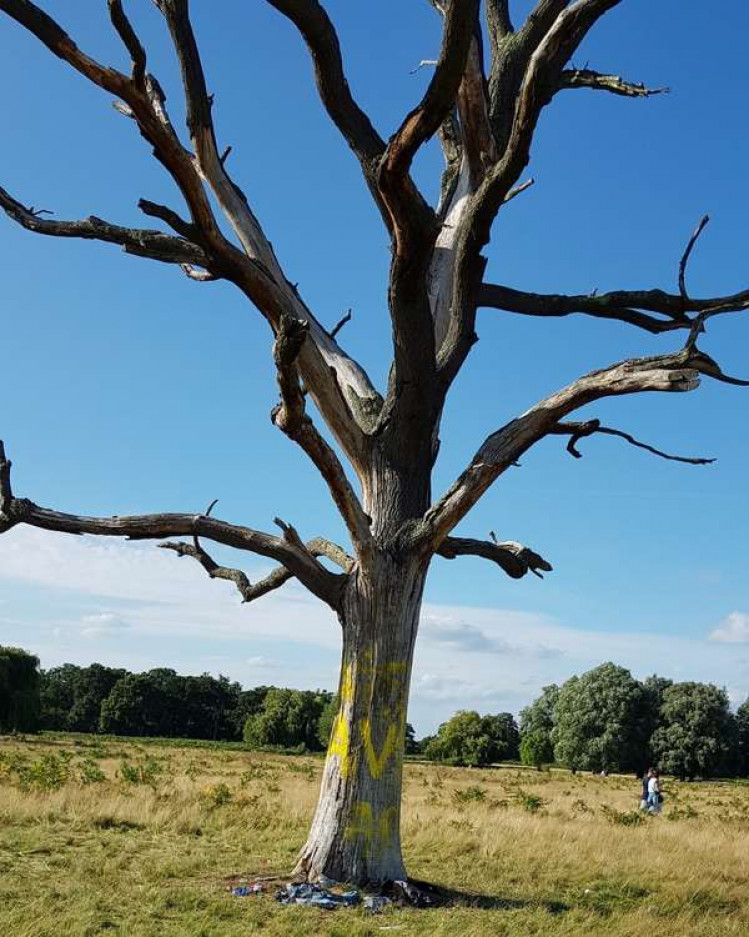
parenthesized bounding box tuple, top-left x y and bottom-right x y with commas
(2, 734, 749, 936)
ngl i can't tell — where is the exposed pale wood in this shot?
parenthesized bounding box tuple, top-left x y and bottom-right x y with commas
(560, 68, 669, 97)
(438, 535, 552, 579)
(272, 315, 374, 559)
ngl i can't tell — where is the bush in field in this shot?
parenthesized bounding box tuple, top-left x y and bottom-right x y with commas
(118, 756, 163, 787)
(520, 729, 554, 770)
(552, 663, 650, 773)
(424, 710, 519, 767)
(519, 684, 558, 769)
(22, 753, 71, 791)
(243, 688, 332, 751)
(736, 697, 749, 777)
(651, 682, 737, 779)
(0, 646, 41, 733)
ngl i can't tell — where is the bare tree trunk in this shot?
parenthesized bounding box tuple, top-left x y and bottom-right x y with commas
(294, 552, 428, 885)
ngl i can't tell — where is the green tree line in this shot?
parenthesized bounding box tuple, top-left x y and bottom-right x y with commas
(3, 648, 748, 776)
(519, 662, 749, 779)
(0, 647, 419, 754)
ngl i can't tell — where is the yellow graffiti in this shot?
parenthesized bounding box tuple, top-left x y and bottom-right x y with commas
(325, 657, 408, 780)
(326, 662, 354, 777)
(327, 711, 350, 778)
(344, 801, 398, 856)
(361, 717, 403, 779)
(339, 662, 355, 704)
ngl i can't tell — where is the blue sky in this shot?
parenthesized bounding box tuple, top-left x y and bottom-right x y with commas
(1, 1, 748, 732)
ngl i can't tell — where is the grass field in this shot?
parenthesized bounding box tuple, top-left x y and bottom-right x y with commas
(2, 735, 748, 936)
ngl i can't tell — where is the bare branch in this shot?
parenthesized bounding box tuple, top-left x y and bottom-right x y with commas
(457, 17, 499, 188)
(0, 185, 209, 268)
(107, 0, 147, 87)
(272, 316, 374, 558)
(550, 420, 715, 464)
(137, 198, 196, 240)
(0, 440, 344, 608)
(381, 0, 479, 195)
(0, 0, 222, 241)
(679, 214, 710, 303)
(504, 177, 535, 203)
(436, 109, 463, 217)
(330, 309, 352, 340)
(441, 0, 625, 385)
(411, 59, 438, 75)
(160, 540, 258, 601)
(151, 0, 384, 465)
(1, 0, 382, 469)
(160, 533, 353, 603)
(559, 68, 669, 97)
(424, 0, 497, 190)
(477, 282, 749, 334)
(438, 535, 552, 580)
(423, 338, 740, 546)
(264, 1, 385, 168)
(486, 0, 514, 46)
(520, 1, 570, 48)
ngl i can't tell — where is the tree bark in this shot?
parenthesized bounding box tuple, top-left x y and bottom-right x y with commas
(294, 553, 428, 885)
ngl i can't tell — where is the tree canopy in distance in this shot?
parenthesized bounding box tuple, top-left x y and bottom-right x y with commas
(0, 0, 747, 887)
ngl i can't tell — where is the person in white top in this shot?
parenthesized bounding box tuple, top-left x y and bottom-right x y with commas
(646, 768, 662, 814)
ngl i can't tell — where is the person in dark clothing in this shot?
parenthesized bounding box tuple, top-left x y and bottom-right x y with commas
(639, 770, 650, 810)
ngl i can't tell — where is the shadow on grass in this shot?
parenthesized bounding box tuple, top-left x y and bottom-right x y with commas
(404, 879, 569, 914)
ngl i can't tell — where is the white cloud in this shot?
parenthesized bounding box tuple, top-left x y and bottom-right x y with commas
(421, 614, 511, 653)
(710, 612, 749, 644)
(0, 526, 339, 646)
(245, 656, 279, 669)
(1, 528, 748, 733)
(80, 612, 129, 638)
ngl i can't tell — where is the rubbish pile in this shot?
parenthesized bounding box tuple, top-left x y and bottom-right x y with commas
(230, 883, 263, 898)
(229, 875, 435, 912)
(275, 882, 361, 911)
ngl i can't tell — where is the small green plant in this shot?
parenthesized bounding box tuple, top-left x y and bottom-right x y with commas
(600, 805, 646, 826)
(284, 761, 316, 780)
(667, 804, 699, 821)
(185, 761, 199, 781)
(0, 750, 28, 782)
(516, 789, 545, 813)
(118, 757, 162, 787)
(78, 759, 106, 784)
(201, 782, 232, 808)
(452, 785, 487, 805)
(18, 753, 71, 792)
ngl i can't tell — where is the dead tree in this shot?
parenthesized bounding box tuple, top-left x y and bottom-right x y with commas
(0, 0, 747, 886)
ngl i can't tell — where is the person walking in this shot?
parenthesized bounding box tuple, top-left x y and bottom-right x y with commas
(639, 771, 649, 811)
(646, 768, 662, 814)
